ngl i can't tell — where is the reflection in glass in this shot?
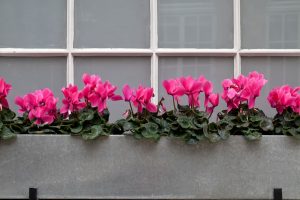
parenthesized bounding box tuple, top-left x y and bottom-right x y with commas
(0, 57, 67, 112)
(242, 57, 300, 117)
(242, 0, 300, 49)
(158, 0, 233, 48)
(0, 0, 67, 48)
(74, 0, 150, 48)
(158, 57, 234, 121)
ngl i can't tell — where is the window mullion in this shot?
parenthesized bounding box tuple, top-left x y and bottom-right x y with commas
(67, 0, 74, 85)
(234, 0, 241, 77)
(151, 0, 158, 104)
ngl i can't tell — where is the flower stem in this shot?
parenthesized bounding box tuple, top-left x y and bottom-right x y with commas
(172, 96, 177, 112)
(208, 111, 213, 120)
(129, 102, 134, 116)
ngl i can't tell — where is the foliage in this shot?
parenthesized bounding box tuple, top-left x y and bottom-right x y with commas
(162, 104, 226, 143)
(0, 108, 19, 140)
(272, 108, 300, 139)
(217, 104, 273, 140)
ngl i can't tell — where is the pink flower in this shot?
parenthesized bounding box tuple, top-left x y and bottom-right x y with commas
(163, 75, 218, 112)
(60, 84, 86, 116)
(132, 86, 157, 113)
(203, 80, 213, 108)
(179, 76, 203, 108)
(122, 84, 134, 101)
(81, 73, 122, 114)
(162, 79, 185, 101)
(267, 85, 298, 114)
(82, 73, 101, 87)
(15, 88, 58, 125)
(123, 85, 157, 113)
(205, 93, 219, 114)
(81, 73, 102, 99)
(240, 72, 267, 109)
(222, 71, 267, 111)
(0, 78, 12, 110)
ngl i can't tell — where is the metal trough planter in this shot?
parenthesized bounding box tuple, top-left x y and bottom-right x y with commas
(0, 135, 299, 199)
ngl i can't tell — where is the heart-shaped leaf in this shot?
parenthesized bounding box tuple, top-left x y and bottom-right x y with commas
(177, 116, 191, 129)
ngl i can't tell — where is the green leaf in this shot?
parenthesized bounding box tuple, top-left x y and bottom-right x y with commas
(70, 124, 83, 134)
(1, 108, 16, 121)
(218, 129, 230, 140)
(243, 130, 261, 140)
(0, 121, 3, 129)
(239, 114, 248, 123)
(82, 125, 103, 140)
(0, 126, 16, 140)
(287, 128, 300, 139)
(177, 104, 190, 112)
(203, 123, 209, 137)
(79, 109, 94, 121)
(295, 117, 300, 127)
(159, 119, 170, 133)
(259, 118, 274, 131)
(206, 133, 221, 143)
(141, 129, 160, 140)
(275, 127, 282, 134)
(250, 115, 261, 122)
(192, 118, 204, 128)
(28, 128, 56, 134)
(143, 122, 159, 134)
(208, 122, 218, 131)
(123, 121, 137, 131)
(186, 138, 198, 145)
(101, 109, 110, 122)
(177, 116, 191, 129)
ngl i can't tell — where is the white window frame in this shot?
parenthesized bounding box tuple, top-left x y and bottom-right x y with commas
(1, 0, 300, 104)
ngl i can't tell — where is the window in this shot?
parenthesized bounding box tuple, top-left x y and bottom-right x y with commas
(0, 0, 300, 120)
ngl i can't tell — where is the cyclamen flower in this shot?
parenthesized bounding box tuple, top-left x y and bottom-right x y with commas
(163, 75, 216, 113)
(122, 85, 157, 113)
(267, 85, 300, 114)
(60, 84, 86, 116)
(205, 93, 219, 114)
(15, 88, 58, 125)
(222, 71, 267, 111)
(122, 84, 134, 102)
(81, 73, 122, 114)
(179, 76, 203, 107)
(162, 79, 185, 102)
(0, 78, 12, 110)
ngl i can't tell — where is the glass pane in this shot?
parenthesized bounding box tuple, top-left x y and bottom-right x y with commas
(241, 0, 300, 49)
(74, 57, 151, 122)
(74, 0, 150, 48)
(0, 0, 67, 48)
(158, 57, 234, 121)
(158, 0, 233, 48)
(242, 57, 300, 117)
(0, 57, 67, 112)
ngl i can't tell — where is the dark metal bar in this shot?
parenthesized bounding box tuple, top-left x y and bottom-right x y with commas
(29, 188, 38, 200)
(273, 188, 283, 200)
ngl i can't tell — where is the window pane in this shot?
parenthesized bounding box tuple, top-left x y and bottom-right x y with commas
(74, 57, 151, 122)
(0, 57, 67, 112)
(0, 0, 67, 48)
(242, 57, 300, 117)
(241, 0, 300, 49)
(74, 0, 150, 48)
(158, 57, 234, 121)
(158, 0, 233, 48)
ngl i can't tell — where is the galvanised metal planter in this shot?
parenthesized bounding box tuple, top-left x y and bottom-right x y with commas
(0, 135, 299, 199)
